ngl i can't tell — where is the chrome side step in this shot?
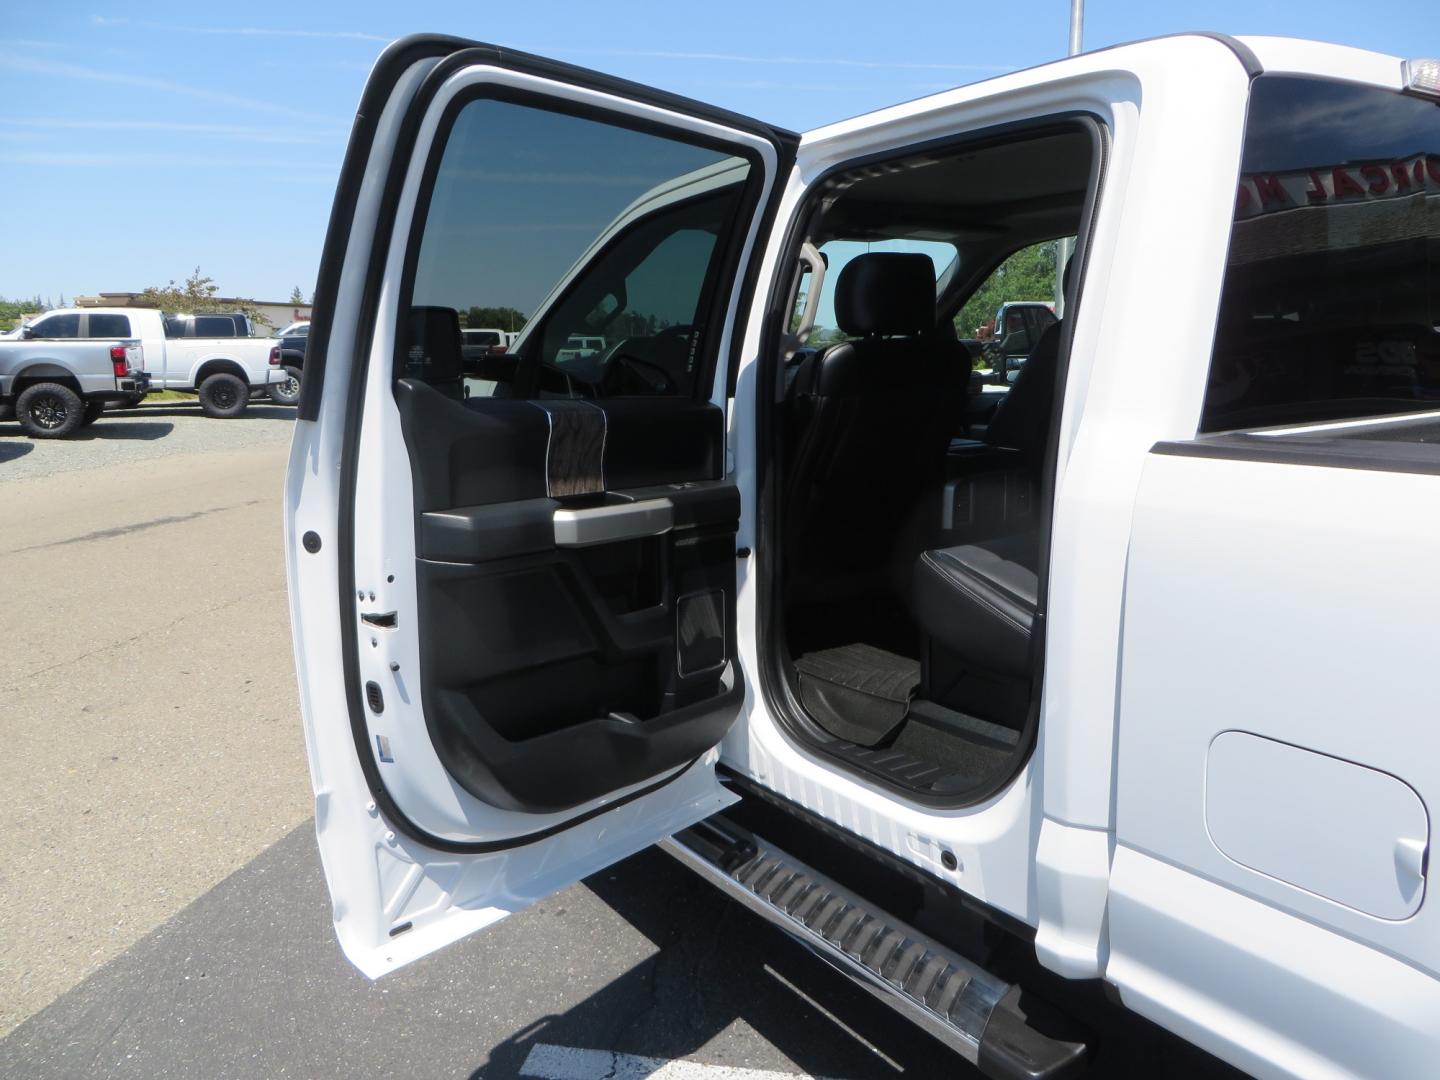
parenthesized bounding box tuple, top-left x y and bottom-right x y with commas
(662, 818, 1086, 1080)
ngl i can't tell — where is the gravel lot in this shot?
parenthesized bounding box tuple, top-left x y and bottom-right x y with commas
(0, 398, 296, 481)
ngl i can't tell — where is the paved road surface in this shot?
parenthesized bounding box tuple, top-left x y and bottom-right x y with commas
(0, 407, 968, 1078)
(0, 409, 308, 1035)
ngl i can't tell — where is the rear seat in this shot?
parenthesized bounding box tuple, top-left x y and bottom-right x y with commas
(912, 534, 1037, 678)
(910, 532, 1039, 725)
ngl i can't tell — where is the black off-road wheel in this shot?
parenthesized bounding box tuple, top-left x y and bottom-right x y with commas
(267, 366, 302, 406)
(198, 372, 249, 418)
(16, 382, 85, 438)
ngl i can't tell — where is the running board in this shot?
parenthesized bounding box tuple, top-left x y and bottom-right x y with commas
(662, 818, 1087, 1080)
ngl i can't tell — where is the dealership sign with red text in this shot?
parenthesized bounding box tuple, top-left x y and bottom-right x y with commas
(1237, 153, 1440, 218)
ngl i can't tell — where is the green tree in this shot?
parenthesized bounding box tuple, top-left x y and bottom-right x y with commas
(290, 285, 305, 304)
(953, 241, 1059, 341)
(464, 306, 527, 332)
(138, 267, 272, 331)
(0, 295, 46, 331)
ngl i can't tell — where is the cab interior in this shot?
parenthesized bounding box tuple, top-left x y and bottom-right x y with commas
(770, 123, 1096, 800)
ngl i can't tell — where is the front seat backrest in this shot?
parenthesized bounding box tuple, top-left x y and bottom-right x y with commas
(402, 305, 465, 400)
(984, 320, 1060, 463)
(784, 252, 963, 602)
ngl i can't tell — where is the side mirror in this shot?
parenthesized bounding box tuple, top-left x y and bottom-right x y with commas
(20, 325, 35, 339)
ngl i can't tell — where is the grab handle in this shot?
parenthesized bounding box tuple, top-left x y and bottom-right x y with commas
(553, 497, 674, 547)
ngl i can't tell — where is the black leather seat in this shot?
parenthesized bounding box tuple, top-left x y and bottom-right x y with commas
(910, 531, 1039, 726)
(911, 534, 1038, 681)
(784, 252, 963, 604)
(402, 305, 465, 400)
(984, 320, 1060, 464)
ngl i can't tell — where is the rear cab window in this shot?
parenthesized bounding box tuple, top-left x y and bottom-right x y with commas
(194, 315, 240, 337)
(1197, 75, 1440, 456)
(85, 314, 131, 338)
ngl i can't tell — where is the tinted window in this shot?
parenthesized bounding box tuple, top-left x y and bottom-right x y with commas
(407, 97, 755, 399)
(463, 330, 502, 346)
(194, 315, 238, 336)
(86, 314, 131, 338)
(1202, 77, 1440, 433)
(29, 314, 80, 338)
(953, 240, 1066, 386)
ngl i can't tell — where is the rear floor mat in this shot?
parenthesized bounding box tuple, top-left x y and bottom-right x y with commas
(794, 642, 920, 746)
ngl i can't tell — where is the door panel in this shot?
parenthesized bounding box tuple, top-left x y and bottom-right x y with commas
(287, 35, 792, 975)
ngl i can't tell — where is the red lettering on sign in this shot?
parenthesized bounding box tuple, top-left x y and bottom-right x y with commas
(1428, 155, 1440, 184)
(1253, 173, 1292, 209)
(1305, 171, 1328, 203)
(1360, 164, 1389, 194)
(1331, 167, 1366, 198)
(1235, 183, 1252, 213)
(1392, 162, 1413, 191)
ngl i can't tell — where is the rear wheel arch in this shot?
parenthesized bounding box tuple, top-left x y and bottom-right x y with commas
(193, 358, 251, 388)
(13, 368, 83, 396)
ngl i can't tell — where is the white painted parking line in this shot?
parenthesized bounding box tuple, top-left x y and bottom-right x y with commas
(519, 1042, 841, 1080)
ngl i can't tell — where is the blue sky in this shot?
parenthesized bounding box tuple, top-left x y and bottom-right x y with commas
(1, 2, 1434, 304)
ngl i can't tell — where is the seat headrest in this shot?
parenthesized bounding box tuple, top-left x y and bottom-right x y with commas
(834, 252, 935, 337)
(403, 305, 462, 383)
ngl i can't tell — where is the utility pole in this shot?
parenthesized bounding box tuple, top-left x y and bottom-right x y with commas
(1056, 0, 1083, 315)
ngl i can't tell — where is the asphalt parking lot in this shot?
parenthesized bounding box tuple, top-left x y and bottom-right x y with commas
(0, 402, 972, 1079)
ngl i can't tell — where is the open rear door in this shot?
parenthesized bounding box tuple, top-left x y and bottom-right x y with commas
(285, 35, 794, 976)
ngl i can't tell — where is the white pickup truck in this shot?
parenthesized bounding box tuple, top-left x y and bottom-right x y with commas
(0, 316, 147, 437)
(285, 33, 1440, 1080)
(32, 307, 283, 417)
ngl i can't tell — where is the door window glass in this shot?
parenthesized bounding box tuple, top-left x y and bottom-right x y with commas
(954, 240, 1063, 386)
(29, 314, 81, 338)
(1201, 76, 1440, 434)
(86, 314, 131, 338)
(406, 97, 756, 400)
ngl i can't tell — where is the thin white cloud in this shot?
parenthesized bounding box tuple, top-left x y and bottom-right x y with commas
(133, 20, 388, 43)
(3, 39, 65, 50)
(690, 79, 961, 93)
(0, 150, 338, 170)
(88, 21, 1010, 73)
(0, 117, 346, 144)
(89, 16, 129, 26)
(569, 47, 1014, 73)
(0, 55, 342, 122)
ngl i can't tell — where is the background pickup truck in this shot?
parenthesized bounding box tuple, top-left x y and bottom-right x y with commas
(266, 321, 309, 406)
(25, 307, 282, 418)
(0, 322, 148, 438)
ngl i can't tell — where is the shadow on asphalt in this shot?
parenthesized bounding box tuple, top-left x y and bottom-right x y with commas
(74, 421, 175, 441)
(0, 439, 35, 462)
(469, 847, 962, 1080)
(106, 403, 295, 421)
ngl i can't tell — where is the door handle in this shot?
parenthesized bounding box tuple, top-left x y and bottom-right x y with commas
(553, 497, 674, 547)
